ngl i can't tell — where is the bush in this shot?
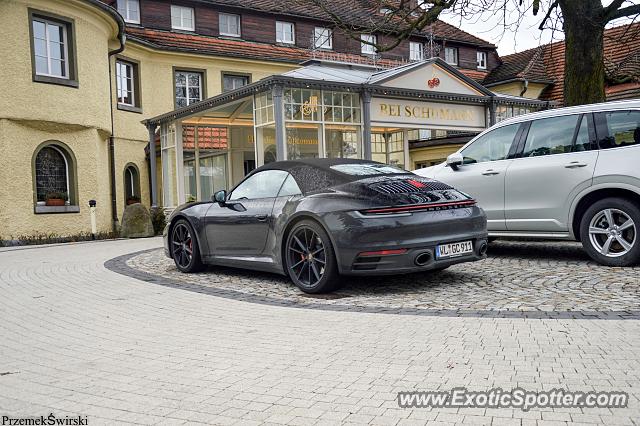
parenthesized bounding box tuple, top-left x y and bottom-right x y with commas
(151, 207, 166, 236)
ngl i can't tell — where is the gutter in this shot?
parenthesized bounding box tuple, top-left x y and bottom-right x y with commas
(107, 28, 127, 232)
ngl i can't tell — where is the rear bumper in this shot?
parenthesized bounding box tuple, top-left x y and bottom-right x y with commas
(322, 206, 488, 275)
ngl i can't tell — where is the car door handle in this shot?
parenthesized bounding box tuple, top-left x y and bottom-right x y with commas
(481, 169, 500, 176)
(565, 161, 588, 169)
(256, 215, 268, 221)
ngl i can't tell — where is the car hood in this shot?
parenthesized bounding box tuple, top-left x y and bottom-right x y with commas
(412, 164, 442, 179)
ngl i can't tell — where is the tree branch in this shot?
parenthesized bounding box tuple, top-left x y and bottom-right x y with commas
(606, 4, 640, 22)
(538, 0, 560, 30)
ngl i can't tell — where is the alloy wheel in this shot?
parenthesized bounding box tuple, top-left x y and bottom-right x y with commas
(172, 223, 194, 268)
(588, 208, 636, 258)
(287, 226, 327, 288)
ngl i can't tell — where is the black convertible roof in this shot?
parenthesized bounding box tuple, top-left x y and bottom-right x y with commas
(253, 159, 411, 194)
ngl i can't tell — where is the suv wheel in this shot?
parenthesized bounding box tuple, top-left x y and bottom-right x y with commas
(580, 197, 640, 267)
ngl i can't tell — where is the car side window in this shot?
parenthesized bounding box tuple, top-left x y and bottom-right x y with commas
(598, 110, 640, 149)
(228, 170, 288, 201)
(278, 174, 302, 197)
(521, 114, 581, 158)
(573, 114, 591, 152)
(461, 124, 520, 164)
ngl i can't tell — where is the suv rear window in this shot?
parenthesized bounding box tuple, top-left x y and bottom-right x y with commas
(598, 110, 640, 149)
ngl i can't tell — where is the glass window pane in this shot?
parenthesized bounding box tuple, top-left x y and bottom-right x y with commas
(48, 23, 63, 43)
(462, 124, 520, 164)
(49, 41, 63, 60)
(188, 73, 200, 86)
(50, 59, 64, 77)
(229, 170, 288, 200)
(574, 115, 591, 152)
(278, 174, 302, 197)
(35, 56, 48, 74)
(175, 72, 186, 86)
(37, 40, 49, 58)
(325, 125, 361, 159)
(286, 124, 319, 159)
(600, 110, 640, 149)
(522, 115, 580, 157)
(33, 21, 46, 39)
(35, 146, 69, 202)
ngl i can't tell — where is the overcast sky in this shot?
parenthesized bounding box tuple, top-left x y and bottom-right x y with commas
(439, 1, 636, 56)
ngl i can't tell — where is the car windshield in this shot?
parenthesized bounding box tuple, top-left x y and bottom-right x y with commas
(330, 163, 409, 176)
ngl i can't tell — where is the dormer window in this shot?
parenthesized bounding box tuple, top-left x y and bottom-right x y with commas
(410, 42, 424, 61)
(314, 27, 332, 49)
(117, 0, 140, 24)
(445, 47, 458, 65)
(171, 5, 195, 31)
(361, 34, 377, 55)
(276, 21, 295, 44)
(477, 51, 487, 69)
(219, 13, 241, 37)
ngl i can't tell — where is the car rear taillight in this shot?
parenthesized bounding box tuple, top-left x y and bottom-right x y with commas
(360, 200, 476, 215)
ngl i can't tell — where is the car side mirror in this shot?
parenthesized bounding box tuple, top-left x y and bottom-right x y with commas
(446, 152, 464, 170)
(213, 190, 227, 206)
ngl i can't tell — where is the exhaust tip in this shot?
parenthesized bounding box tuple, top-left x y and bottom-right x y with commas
(478, 242, 488, 256)
(414, 252, 432, 266)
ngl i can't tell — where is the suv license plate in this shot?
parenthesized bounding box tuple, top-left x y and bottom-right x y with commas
(436, 241, 473, 259)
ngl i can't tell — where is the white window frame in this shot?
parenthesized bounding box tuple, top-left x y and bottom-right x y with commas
(276, 21, 295, 44)
(116, 60, 136, 106)
(117, 0, 140, 24)
(175, 70, 203, 107)
(314, 27, 332, 49)
(219, 13, 241, 37)
(171, 5, 195, 31)
(477, 51, 487, 69)
(222, 73, 250, 92)
(361, 34, 377, 55)
(32, 17, 69, 79)
(445, 47, 458, 65)
(410, 41, 424, 61)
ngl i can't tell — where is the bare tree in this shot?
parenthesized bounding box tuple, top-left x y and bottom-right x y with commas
(302, 0, 640, 106)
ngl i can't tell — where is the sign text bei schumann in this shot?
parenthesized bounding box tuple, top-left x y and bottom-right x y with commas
(371, 98, 486, 130)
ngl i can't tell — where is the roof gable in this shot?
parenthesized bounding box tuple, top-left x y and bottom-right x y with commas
(369, 58, 491, 96)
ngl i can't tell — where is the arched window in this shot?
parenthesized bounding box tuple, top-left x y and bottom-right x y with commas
(34, 144, 75, 204)
(124, 164, 141, 203)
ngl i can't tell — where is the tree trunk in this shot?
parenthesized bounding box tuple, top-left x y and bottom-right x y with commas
(558, 0, 606, 106)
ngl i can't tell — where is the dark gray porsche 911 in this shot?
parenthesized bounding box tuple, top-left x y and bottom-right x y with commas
(164, 159, 488, 293)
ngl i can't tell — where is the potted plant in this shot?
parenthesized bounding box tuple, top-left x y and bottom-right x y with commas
(45, 191, 68, 207)
(126, 195, 141, 205)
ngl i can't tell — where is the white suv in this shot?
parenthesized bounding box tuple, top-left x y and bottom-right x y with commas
(415, 100, 640, 267)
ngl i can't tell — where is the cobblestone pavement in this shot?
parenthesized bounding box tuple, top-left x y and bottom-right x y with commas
(120, 240, 640, 318)
(1, 238, 639, 426)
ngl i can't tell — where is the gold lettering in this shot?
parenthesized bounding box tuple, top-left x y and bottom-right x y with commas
(380, 104, 388, 115)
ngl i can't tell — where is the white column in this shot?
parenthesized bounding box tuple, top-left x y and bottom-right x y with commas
(403, 129, 410, 169)
(175, 121, 185, 205)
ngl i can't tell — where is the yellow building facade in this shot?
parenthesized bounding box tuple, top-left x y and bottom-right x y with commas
(0, 0, 296, 242)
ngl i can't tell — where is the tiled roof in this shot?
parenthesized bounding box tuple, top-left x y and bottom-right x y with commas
(459, 69, 488, 83)
(197, 1, 495, 48)
(484, 22, 640, 106)
(126, 27, 404, 67)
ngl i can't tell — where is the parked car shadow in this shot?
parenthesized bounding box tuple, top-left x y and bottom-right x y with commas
(487, 239, 591, 262)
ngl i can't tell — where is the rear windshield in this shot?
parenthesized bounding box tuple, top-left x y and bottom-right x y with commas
(330, 163, 409, 176)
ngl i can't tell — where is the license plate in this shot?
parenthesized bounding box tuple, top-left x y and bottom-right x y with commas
(436, 241, 473, 259)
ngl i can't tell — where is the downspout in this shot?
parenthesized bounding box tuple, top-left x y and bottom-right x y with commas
(520, 79, 529, 97)
(107, 32, 126, 232)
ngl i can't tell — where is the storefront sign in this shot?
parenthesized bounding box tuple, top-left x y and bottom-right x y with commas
(371, 98, 485, 129)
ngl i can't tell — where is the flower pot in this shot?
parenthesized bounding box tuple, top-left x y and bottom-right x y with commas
(36, 201, 46, 206)
(127, 199, 141, 205)
(46, 198, 65, 207)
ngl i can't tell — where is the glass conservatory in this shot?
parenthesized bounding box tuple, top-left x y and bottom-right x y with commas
(145, 58, 549, 208)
